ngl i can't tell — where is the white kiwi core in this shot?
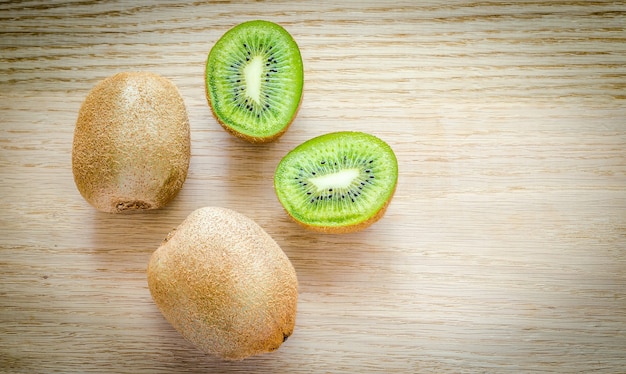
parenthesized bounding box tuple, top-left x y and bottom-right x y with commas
(309, 169, 360, 192)
(244, 55, 263, 104)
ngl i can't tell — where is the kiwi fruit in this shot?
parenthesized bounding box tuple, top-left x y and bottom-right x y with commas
(205, 20, 304, 143)
(274, 131, 398, 233)
(147, 206, 298, 360)
(72, 71, 191, 213)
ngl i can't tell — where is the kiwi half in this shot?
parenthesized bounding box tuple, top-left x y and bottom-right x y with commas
(205, 20, 304, 143)
(274, 131, 398, 233)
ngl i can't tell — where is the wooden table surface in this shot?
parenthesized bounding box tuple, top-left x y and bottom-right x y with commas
(1, 1, 625, 372)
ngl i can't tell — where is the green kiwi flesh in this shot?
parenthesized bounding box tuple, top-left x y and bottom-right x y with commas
(274, 132, 398, 233)
(205, 20, 304, 143)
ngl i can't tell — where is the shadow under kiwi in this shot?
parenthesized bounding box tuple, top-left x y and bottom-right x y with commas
(214, 132, 381, 282)
(88, 203, 189, 256)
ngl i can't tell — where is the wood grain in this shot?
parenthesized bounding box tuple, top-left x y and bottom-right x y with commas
(1, 1, 625, 372)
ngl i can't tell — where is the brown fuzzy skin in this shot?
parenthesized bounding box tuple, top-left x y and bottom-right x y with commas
(72, 72, 191, 213)
(147, 207, 298, 360)
(290, 184, 397, 234)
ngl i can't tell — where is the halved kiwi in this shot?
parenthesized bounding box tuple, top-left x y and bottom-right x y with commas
(205, 20, 304, 143)
(274, 132, 398, 233)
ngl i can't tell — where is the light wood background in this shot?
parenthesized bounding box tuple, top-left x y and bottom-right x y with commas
(1, 1, 625, 372)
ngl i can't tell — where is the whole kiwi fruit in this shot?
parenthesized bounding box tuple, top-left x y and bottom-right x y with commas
(147, 206, 298, 360)
(72, 71, 190, 213)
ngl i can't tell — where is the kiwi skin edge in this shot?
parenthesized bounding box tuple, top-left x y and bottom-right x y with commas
(284, 183, 396, 234)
